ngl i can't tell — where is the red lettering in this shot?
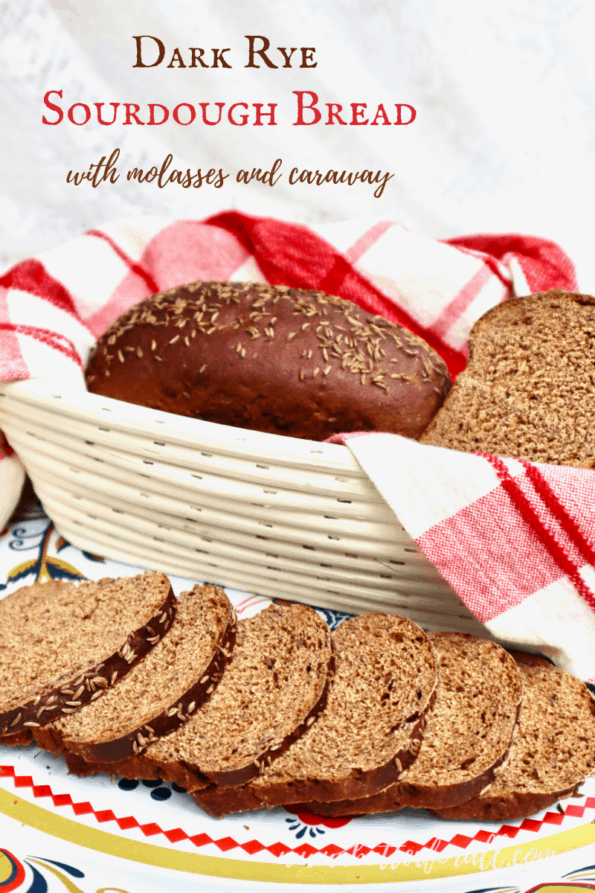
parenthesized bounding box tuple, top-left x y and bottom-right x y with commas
(371, 104, 391, 125)
(350, 103, 369, 125)
(394, 103, 417, 125)
(293, 91, 321, 126)
(42, 89, 63, 125)
(253, 103, 277, 126)
(326, 103, 347, 125)
(124, 103, 145, 125)
(228, 103, 249, 126)
(94, 102, 119, 126)
(199, 102, 225, 125)
(67, 103, 91, 125)
(148, 103, 169, 125)
(173, 103, 196, 125)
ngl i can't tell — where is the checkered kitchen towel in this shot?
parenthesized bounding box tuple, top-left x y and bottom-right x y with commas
(1, 212, 593, 681)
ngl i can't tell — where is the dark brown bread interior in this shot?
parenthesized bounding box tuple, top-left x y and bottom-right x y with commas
(433, 652, 595, 822)
(34, 585, 236, 763)
(225, 613, 439, 813)
(285, 632, 523, 817)
(421, 290, 595, 466)
(0, 573, 175, 742)
(85, 281, 451, 442)
(74, 603, 333, 790)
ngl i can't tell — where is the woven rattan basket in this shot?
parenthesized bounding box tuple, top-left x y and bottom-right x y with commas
(0, 378, 484, 634)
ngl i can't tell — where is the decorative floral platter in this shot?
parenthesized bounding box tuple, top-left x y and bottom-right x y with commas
(1, 501, 595, 892)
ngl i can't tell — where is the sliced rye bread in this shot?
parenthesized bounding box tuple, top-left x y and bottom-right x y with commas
(34, 584, 236, 763)
(0, 572, 175, 744)
(65, 603, 333, 792)
(194, 613, 438, 817)
(284, 632, 523, 818)
(421, 290, 595, 467)
(432, 652, 595, 822)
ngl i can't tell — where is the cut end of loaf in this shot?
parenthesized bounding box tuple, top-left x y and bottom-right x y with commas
(421, 290, 595, 466)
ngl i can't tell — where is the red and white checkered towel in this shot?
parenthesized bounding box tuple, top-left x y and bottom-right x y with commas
(1, 213, 593, 681)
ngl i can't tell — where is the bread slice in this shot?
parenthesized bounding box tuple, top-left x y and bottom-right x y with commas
(421, 290, 595, 466)
(195, 613, 438, 817)
(284, 632, 523, 818)
(0, 572, 175, 743)
(433, 652, 595, 822)
(34, 584, 235, 763)
(68, 603, 333, 791)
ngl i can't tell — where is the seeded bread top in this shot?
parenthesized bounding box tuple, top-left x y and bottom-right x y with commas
(86, 281, 451, 441)
(143, 603, 332, 783)
(0, 572, 173, 715)
(45, 584, 234, 752)
(421, 290, 595, 465)
(251, 613, 437, 799)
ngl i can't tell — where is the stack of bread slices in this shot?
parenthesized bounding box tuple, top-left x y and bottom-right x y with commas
(3, 572, 594, 823)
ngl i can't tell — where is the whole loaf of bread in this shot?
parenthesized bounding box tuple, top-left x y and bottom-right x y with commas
(85, 281, 451, 441)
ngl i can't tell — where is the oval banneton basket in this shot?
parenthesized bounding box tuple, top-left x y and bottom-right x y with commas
(0, 378, 484, 634)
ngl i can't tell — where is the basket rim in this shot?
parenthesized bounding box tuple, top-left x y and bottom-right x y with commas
(0, 378, 359, 470)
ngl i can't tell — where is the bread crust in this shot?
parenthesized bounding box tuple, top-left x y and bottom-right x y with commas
(85, 281, 451, 442)
(431, 785, 579, 823)
(193, 782, 265, 817)
(63, 604, 334, 793)
(195, 711, 429, 818)
(64, 750, 210, 793)
(0, 575, 176, 741)
(433, 651, 595, 822)
(262, 634, 524, 818)
(247, 614, 438, 810)
(36, 589, 238, 763)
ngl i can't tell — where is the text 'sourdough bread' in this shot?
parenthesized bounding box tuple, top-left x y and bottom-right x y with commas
(284, 632, 523, 817)
(194, 613, 438, 817)
(0, 573, 175, 743)
(433, 652, 595, 822)
(85, 281, 451, 441)
(34, 585, 236, 763)
(422, 290, 595, 466)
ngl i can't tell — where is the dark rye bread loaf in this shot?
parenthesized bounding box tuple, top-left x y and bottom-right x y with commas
(285, 632, 523, 818)
(433, 652, 595, 822)
(68, 603, 333, 790)
(194, 613, 438, 817)
(34, 585, 236, 763)
(421, 290, 595, 466)
(0, 573, 175, 744)
(85, 281, 451, 442)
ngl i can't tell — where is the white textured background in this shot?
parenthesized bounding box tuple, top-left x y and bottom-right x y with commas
(2, 0, 595, 287)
